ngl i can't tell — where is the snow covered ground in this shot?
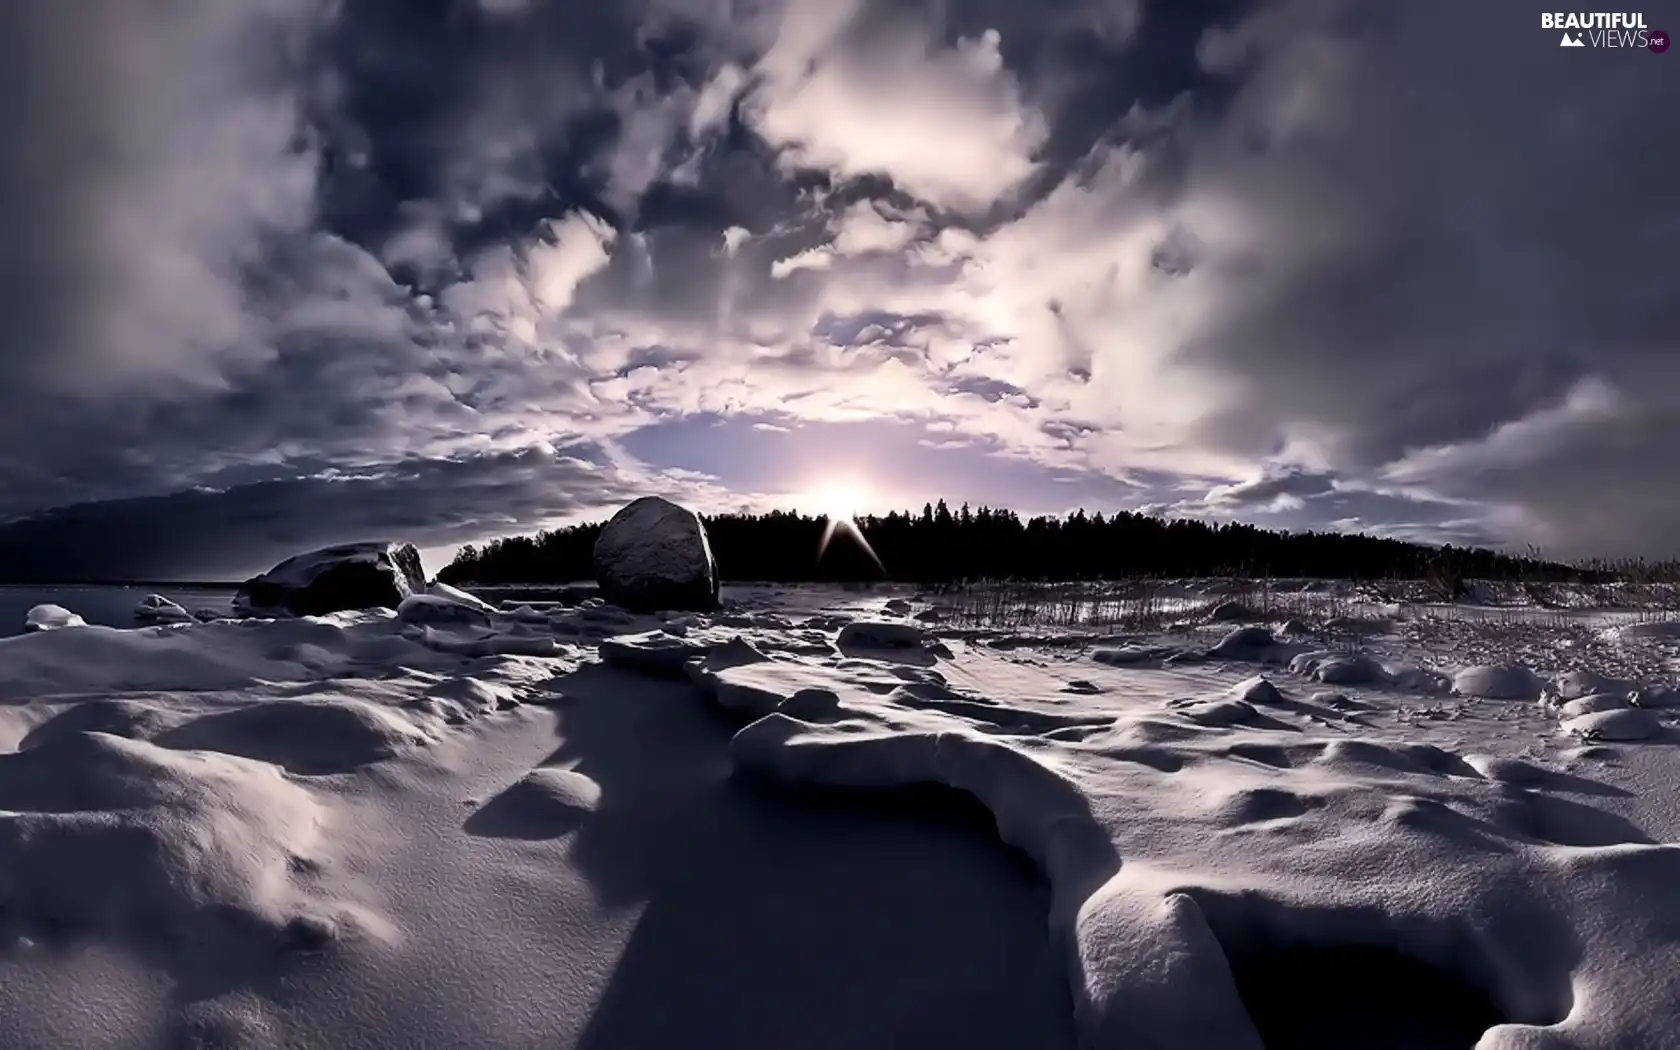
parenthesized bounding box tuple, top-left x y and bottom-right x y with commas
(3, 583, 1680, 1049)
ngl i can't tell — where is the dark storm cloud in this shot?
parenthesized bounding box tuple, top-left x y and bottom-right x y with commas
(3, 0, 1677, 581)
(0, 448, 672, 580)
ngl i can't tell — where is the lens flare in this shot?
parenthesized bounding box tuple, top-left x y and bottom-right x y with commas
(808, 484, 884, 572)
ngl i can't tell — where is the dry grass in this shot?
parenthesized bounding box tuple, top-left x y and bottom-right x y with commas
(925, 576, 1680, 635)
(926, 579, 1360, 632)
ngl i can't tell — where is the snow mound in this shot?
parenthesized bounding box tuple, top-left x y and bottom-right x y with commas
(1451, 663, 1542, 700)
(0, 732, 331, 952)
(1208, 626, 1279, 659)
(19, 698, 180, 750)
(6, 579, 1680, 1047)
(1092, 644, 1182, 666)
(23, 603, 85, 632)
(836, 620, 931, 650)
(0, 616, 460, 700)
(410, 624, 558, 657)
(466, 766, 601, 839)
(599, 629, 712, 676)
(1560, 708, 1665, 742)
(155, 695, 437, 775)
(1555, 669, 1637, 700)
(398, 593, 493, 627)
(1555, 693, 1629, 718)
(1289, 652, 1389, 686)
(133, 594, 193, 624)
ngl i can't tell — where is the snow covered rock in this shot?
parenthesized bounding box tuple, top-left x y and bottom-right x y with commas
(591, 496, 720, 613)
(133, 593, 193, 624)
(234, 542, 427, 617)
(837, 620, 929, 649)
(23, 603, 84, 632)
(427, 581, 497, 615)
(398, 592, 493, 627)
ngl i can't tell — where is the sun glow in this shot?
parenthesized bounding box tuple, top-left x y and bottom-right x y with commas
(804, 480, 885, 570)
(809, 483, 866, 523)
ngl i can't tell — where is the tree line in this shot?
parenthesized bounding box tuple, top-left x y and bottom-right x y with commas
(438, 501, 1599, 588)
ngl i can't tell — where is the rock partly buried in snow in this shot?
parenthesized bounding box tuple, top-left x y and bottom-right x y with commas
(837, 620, 929, 649)
(591, 496, 719, 613)
(234, 542, 427, 617)
(134, 593, 193, 624)
(398, 589, 494, 627)
(23, 603, 85, 632)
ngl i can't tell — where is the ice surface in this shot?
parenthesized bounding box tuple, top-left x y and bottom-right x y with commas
(1, 583, 1678, 1048)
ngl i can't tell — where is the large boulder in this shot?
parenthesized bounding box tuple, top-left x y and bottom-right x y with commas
(134, 594, 194, 624)
(591, 497, 720, 613)
(233, 542, 427, 617)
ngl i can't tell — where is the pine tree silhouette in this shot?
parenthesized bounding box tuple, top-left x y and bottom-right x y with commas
(438, 505, 1594, 587)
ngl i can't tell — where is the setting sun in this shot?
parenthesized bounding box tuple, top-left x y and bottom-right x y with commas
(802, 479, 884, 569)
(807, 482, 866, 522)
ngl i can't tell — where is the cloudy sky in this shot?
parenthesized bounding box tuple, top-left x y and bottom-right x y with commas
(1, 0, 1675, 580)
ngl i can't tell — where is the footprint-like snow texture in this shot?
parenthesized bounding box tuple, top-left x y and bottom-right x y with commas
(157, 696, 436, 774)
(0, 732, 326, 949)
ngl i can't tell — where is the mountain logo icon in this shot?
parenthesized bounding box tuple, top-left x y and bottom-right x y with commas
(1561, 32, 1585, 46)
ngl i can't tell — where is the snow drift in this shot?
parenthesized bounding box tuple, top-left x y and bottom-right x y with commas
(0, 585, 1677, 1049)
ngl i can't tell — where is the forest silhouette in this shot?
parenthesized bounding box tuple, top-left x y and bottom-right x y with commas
(439, 501, 1594, 588)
